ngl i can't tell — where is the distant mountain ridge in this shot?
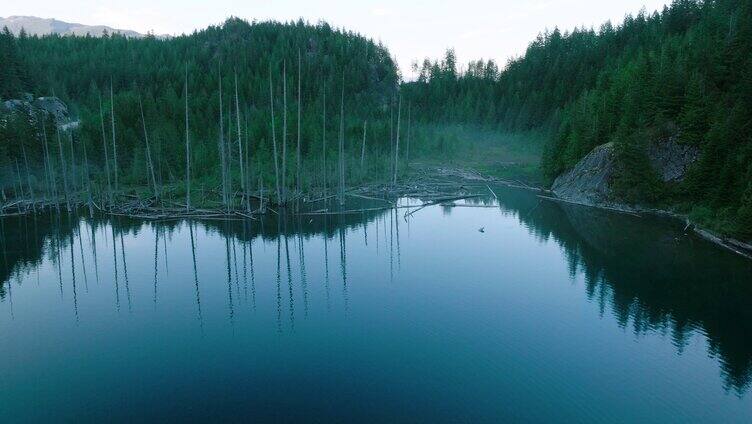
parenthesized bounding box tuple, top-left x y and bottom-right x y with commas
(0, 15, 144, 37)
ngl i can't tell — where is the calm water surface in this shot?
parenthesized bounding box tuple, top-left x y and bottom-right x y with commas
(1, 184, 751, 422)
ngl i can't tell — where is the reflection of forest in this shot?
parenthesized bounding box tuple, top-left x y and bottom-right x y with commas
(0, 204, 390, 298)
(494, 187, 752, 394)
(1, 186, 751, 392)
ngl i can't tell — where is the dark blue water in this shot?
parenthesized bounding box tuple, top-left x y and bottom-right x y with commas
(1, 185, 751, 422)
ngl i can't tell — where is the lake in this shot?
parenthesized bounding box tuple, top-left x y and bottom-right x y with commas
(1, 184, 751, 422)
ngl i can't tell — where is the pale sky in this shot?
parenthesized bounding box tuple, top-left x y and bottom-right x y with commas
(3, 0, 672, 78)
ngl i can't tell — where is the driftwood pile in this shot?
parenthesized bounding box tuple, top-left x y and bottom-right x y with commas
(1, 166, 540, 220)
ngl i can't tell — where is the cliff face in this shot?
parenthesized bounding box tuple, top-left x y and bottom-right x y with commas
(551, 139, 699, 208)
(551, 142, 617, 207)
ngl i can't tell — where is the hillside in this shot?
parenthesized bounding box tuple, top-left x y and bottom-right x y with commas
(0, 15, 143, 37)
(405, 0, 752, 238)
(1, 18, 401, 204)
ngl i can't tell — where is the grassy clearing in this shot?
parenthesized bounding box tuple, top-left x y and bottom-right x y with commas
(410, 124, 547, 184)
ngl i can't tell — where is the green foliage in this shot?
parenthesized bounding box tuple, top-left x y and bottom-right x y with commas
(1, 18, 404, 198)
(407, 0, 752, 238)
(0, 27, 31, 99)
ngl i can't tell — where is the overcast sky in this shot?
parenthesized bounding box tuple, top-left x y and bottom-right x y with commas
(3, 0, 672, 77)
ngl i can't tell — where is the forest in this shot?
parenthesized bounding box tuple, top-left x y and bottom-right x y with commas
(0, 18, 416, 213)
(404, 0, 752, 238)
(2, 0, 752, 238)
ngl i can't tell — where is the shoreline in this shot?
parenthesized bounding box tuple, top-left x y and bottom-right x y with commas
(4, 166, 751, 261)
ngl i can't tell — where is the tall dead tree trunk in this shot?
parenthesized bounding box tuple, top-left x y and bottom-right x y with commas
(98, 92, 112, 205)
(282, 61, 288, 205)
(360, 120, 367, 168)
(389, 99, 394, 179)
(338, 73, 345, 205)
(218, 63, 228, 209)
(138, 94, 159, 200)
(110, 79, 118, 194)
(244, 110, 251, 212)
(68, 132, 77, 191)
(185, 63, 191, 212)
(269, 64, 282, 204)
(20, 139, 35, 211)
(14, 160, 24, 207)
(81, 136, 93, 216)
(226, 100, 233, 210)
(393, 95, 402, 185)
(406, 103, 411, 168)
(39, 115, 54, 199)
(296, 49, 302, 198)
(56, 119, 71, 210)
(234, 71, 246, 212)
(322, 84, 327, 199)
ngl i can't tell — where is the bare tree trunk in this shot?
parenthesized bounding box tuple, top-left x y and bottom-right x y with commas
(110, 79, 118, 194)
(338, 73, 345, 205)
(393, 95, 402, 185)
(244, 110, 251, 212)
(269, 64, 282, 204)
(56, 120, 71, 210)
(98, 92, 112, 205)
(185, 63, 191, 212)
(40, 116, 54, 199)
(322, 83, 327, 199)
(68, 132, 77, 192)
(138, 94, 159, 200)
(406, 103, 411, 167)
(226, 101, 233, 210)
(20, 138, 35, 211)
(389, 99, 394, 179)
(14, 160, 24, 208)
(296, 49, 302, 199)
(360, 120, 367, 168)
(81, 136, 93, 216)
(259, 165, 265, 213)
(218, 63, 228, 209)
(234, 71, 246, 212)
(282, 61, 288, 205)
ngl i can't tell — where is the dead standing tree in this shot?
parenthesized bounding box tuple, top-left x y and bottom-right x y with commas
(269, 64, 282, 204)
(360, 120, 367, 168)
(393, 94, 402, 186)
(282, 61, 288, 205)
(110, 79, 118, 194)
(338, 73, 345, 205)
(296, 49, 303, 201)
(98, 92, 112, 205)
(185, 63, 191, 212)
(234, 71, 248, 212)
(138, 94, 159, 200)
(218, 63, 228, 209)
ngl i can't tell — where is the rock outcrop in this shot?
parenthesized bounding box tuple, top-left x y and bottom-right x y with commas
(647, 136, 699, 183)
(551, 142, 617, 207)
(1, 95, 75, 128)
(552, 138, 700, 207)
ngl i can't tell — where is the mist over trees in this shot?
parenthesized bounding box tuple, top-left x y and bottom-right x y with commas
(403, 0, 752, 237)
(2, 1, 752, 237)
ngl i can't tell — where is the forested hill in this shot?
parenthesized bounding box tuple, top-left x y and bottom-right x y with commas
(404, 0, 752, 238)
(1, 18, 399, 195)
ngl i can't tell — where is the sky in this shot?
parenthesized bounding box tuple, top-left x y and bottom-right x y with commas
(3, 0, 672, 78)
